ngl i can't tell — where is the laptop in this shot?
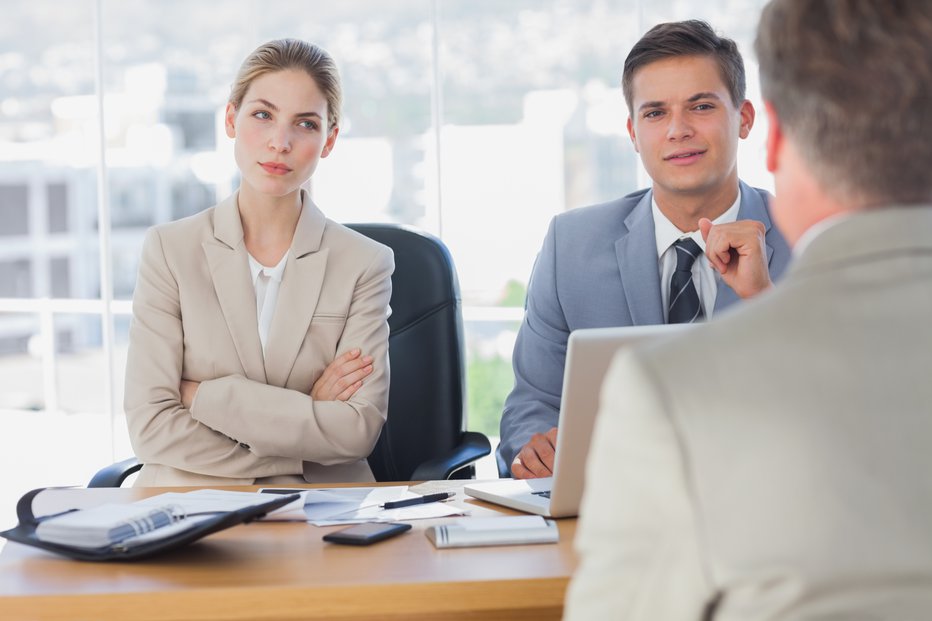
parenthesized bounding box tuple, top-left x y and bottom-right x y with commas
(465, 324, 690, 517)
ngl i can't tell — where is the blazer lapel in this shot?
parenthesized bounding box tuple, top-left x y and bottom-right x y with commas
(614, 191, 665, 325)
(203, 193, 267, 383)
(264, 193, 328, 388)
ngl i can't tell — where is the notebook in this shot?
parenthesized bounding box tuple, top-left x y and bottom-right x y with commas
(425, 516, 558, 548)
(1, 487, 300, 561)
(465, 324, 690, 517)
(35, 503, 186, 548)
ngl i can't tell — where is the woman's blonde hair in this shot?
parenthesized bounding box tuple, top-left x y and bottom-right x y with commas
(229, 39, 342, 130)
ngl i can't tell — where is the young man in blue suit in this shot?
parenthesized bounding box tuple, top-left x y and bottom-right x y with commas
(498, 20, 792, 478)
(567, 2, 932, 616)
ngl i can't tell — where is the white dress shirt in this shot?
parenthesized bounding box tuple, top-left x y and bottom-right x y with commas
(247, 252, 288, 356)
(653, 191, 741, 321)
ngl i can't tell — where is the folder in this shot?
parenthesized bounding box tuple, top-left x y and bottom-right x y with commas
(0, 487, 300, 562)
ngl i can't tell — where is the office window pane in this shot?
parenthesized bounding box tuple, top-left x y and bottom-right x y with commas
(0, 0, 100, 301)
(0, 260, 33, 298)
(109, 170, 157, 229)
(466, 319, 520, 438)
(54, 313, 111, 415)
(439, 0, 642, 307)
(170, 175, 213, 221)
(112, 316, 133, 459)
(438, 0, 642, 438)
(0, 184, 30, 236)
(50, 256, 72, 298)
(0, 313, 42, 409)
(0, 312, 88, 524)
(111, 243, 141, 300)
(47, 182, 70, 233)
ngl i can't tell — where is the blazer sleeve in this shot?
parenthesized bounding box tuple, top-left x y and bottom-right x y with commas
(189, 246, 394, 465)
(498, 217, 569, 472)
(563, 351, 713, 621)
(124, 228, 303, 479)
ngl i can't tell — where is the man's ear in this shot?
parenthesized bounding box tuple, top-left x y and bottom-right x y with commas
(626, 116, 639, 153)
(224, 102, 237, 139)
(764, 101, 783, 173)
(321, 126, 340, 158)
(738, 99, 755, 139)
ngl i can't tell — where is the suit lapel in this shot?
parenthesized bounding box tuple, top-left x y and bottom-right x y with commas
(203, 193, 267, 383)
(264, 193, 328, 388)
(614, 191, 665, 325)
(714, 182, 776, 313)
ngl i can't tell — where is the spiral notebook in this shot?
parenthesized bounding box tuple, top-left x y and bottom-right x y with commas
(0, 487, 300, 562)
(35, 502, 189, 548)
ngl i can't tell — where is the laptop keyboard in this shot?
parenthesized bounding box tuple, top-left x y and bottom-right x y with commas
(531, 490, 551, 499)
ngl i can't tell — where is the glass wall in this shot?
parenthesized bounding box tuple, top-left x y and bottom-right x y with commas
(0, 0, 768, 515)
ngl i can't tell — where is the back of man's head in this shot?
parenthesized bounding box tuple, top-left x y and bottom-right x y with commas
(622, 20, 746, 115)
(756, 0, 932, 207)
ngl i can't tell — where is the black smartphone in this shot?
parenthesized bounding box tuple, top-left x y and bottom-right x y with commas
(322, 522, 412, 546)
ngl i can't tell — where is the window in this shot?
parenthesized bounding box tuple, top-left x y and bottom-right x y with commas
(50, 257, 72, 298)
(1, 0, 769, 516)
(0, 185, 30, 237)
(0, 260, 33, 298)
(47, 183, 70, 233)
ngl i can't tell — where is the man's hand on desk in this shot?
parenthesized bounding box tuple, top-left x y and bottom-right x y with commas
(512, 427, 558, 479)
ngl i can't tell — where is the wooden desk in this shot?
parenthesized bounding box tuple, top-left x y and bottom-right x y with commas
(0, 485, 577, 620)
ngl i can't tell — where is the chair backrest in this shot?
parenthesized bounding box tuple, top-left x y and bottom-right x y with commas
(347, 224, 467, 482)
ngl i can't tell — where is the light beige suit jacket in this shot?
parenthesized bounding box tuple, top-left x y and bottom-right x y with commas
(565, 207, 932, 620)
(124, 191, 394, 487)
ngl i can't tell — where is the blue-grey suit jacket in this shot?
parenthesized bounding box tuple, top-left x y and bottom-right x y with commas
(497, 181, 792, 475)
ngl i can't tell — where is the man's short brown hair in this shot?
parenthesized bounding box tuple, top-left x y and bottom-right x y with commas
(756, 0, 932, 206)
(622, 20, 746, 114)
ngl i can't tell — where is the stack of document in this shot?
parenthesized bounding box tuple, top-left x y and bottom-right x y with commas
(258, 487, 468, 525)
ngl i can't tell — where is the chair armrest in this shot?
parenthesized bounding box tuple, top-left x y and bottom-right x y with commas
(87, 457, 142, 488)
(410, 431, 491, 481)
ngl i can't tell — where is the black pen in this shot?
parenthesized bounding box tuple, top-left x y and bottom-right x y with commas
(382, 491, 456, 510)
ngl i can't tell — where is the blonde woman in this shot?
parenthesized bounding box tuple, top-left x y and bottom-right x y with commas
(124, 39, 393, 486)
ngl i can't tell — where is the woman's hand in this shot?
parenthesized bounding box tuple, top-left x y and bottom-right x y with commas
(311, 348, 374, 401)
(180, 380, 200, 409)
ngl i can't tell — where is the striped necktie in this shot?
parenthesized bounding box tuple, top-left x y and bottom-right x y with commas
(668, 238, 704, 324)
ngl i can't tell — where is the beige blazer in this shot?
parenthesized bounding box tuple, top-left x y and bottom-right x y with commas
(124, 191, 394, 487)
(565, 207, 932, 620)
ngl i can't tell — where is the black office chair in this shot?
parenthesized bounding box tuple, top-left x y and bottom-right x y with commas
(89, 223, 490, 487)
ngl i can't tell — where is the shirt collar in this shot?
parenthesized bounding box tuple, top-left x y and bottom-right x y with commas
(652, 189, 742, 258)
(792, 213, 851, 257)
(247, 251, 288, 285)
